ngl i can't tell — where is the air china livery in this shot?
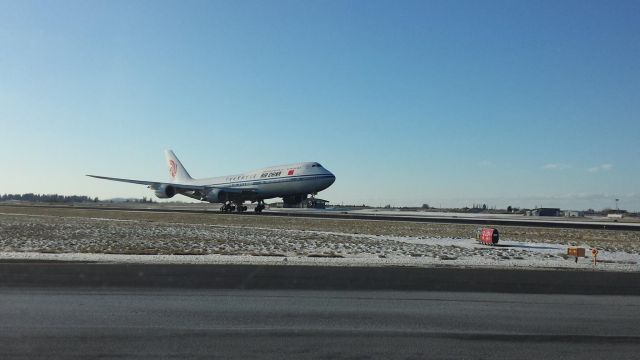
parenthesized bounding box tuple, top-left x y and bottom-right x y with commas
(87, 150, 336, 212)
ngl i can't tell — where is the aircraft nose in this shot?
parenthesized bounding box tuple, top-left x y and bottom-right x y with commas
(326, 171, 336, 186)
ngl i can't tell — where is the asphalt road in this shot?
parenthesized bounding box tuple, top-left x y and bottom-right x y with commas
(1, 288, 639, 359)
(3, 263, 640, 294)
(1, 264, 640, 359)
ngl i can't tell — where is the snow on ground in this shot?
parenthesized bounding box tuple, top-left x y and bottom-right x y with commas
(0, 212, 638, 271)
(0, 245, 637, 271)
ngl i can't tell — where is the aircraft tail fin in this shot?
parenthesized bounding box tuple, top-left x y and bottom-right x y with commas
(164, 150, 194, 182)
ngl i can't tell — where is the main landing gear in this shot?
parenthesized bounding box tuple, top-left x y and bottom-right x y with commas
(220, 201, 248, 213)
(220, 201, 264, 213)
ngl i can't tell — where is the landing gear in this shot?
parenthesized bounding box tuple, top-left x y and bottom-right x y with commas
(220, 202, 247, 212)
(220, 202, 236, 212)
(254, 200, 265, 213)
(307, 193, 316, 207)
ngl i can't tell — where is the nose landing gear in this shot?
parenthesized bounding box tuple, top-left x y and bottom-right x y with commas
(254, 200, 265, 213)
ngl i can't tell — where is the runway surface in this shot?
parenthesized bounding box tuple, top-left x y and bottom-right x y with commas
(1, 264, 640, 359)
(2, 288, 639, 359)
(3, 203, 639, 231)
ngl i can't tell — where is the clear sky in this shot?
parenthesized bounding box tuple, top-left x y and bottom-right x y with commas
(1, 0, 639, 210)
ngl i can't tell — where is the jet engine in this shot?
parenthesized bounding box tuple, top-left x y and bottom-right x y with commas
(205, 189, 226, 203)
(154, 184, 176, 199)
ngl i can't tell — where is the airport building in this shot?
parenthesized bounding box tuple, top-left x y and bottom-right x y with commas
(526, 208, 561, 217)
(563, 210, 584, 217)
(275, 196, 330, 209)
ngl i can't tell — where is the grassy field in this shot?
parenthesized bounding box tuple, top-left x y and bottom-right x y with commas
(1, 204, 639, 256)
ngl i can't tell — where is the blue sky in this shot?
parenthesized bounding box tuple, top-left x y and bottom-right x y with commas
(1, 0, 639, 210)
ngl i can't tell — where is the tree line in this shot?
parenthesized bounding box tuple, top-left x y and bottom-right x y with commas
(0, 193, 98, 203)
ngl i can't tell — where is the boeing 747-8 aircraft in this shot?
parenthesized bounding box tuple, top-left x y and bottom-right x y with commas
(88, 150, 336, 212)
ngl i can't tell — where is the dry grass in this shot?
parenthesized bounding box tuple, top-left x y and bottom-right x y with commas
(1, 205, 639, 254)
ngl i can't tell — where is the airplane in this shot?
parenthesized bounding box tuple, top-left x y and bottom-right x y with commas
(87, 150, 336, 212)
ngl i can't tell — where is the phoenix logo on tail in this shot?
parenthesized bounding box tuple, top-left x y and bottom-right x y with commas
(168, 160, 177, 179)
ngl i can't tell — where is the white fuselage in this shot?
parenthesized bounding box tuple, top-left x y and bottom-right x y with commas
(181, 162, 335, 201)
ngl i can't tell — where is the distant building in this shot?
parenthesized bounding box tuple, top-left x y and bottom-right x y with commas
(563, 210, 584, 217)
(281, 195, 330, 209)
(607, 210, 627, 219)
(527, 208, 561, 217)
(308, 198, 329, 209)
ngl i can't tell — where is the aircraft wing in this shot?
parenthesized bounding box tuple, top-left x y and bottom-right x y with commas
(87, 175, 201, 191)
(87, 175, 161, 187)
(86, 175, 257, 193)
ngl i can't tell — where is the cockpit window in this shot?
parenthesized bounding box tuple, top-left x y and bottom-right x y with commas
(311, 163, 323, 168)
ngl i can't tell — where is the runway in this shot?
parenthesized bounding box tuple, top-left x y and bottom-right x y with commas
(3, 203, 639, 231)
(1, 264, 640, 359)
(2, 288, 639, 359)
